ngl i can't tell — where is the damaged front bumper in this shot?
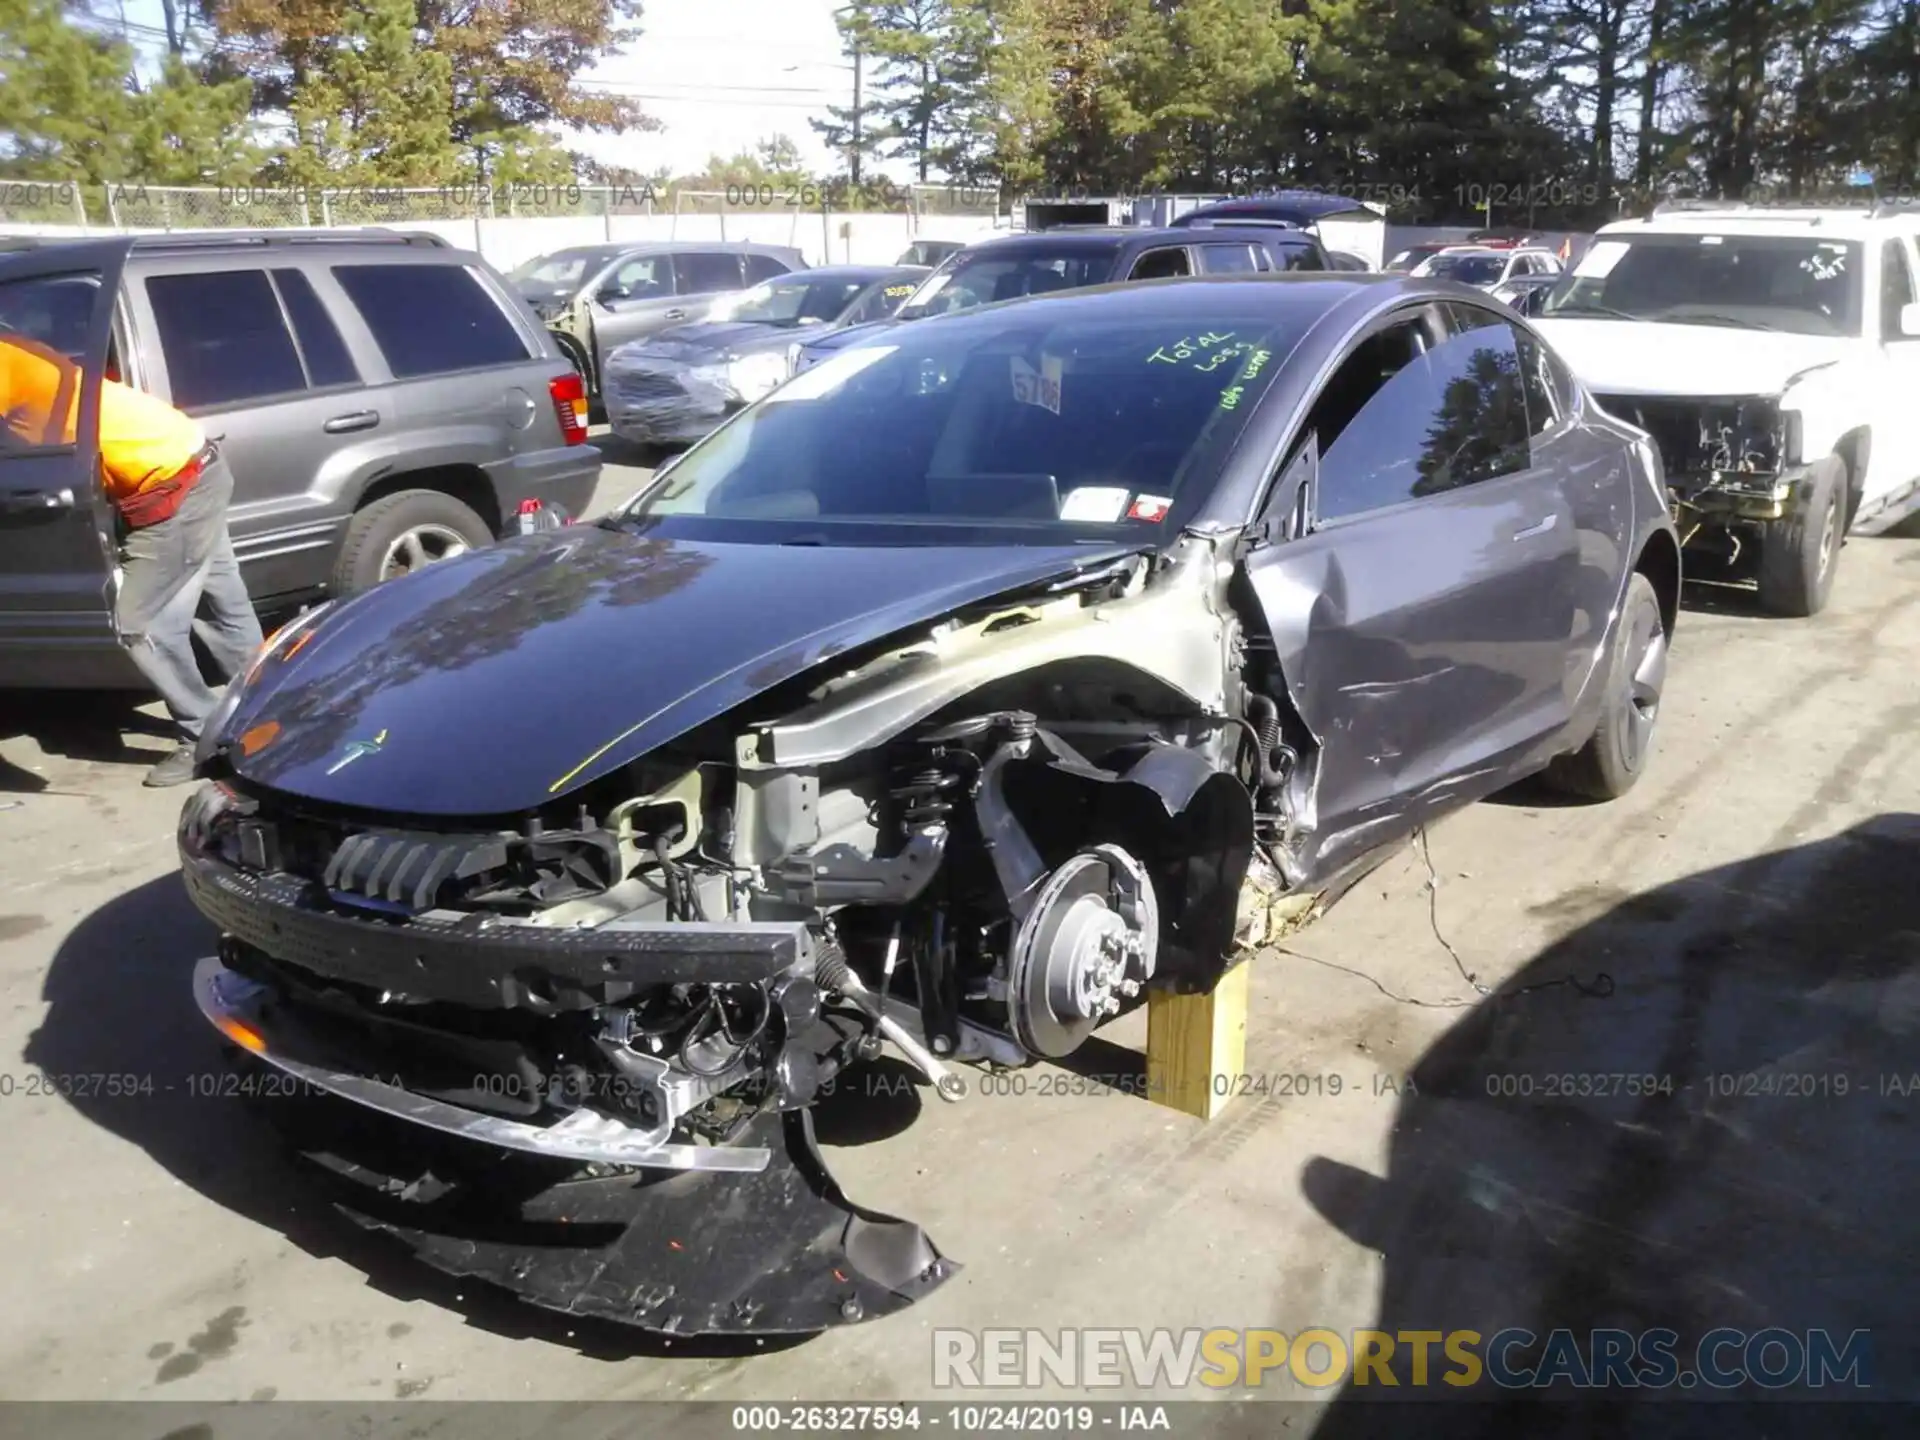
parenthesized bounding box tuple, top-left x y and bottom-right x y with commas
(179, 836, 957, 1336)
(605, 359, 745, 446)
(1595, 391, 1809, 534)
(193, 955, 770, 1172)
(1669, 465, 1813, 532)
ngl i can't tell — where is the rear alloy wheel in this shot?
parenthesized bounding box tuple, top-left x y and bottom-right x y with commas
(333, 489, 493, 595)
(1754, 454, 1845, 618)
(1545, 571, 1667, 801)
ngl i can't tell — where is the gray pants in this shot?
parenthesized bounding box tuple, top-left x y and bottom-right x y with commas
(113, 455, 263, 742)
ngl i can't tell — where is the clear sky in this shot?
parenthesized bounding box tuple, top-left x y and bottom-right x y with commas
(573, 0, 882, 178)
(98, 0, 894, 180)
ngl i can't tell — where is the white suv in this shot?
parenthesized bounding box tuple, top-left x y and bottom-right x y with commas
(1410, 245, 1564, 290)
(1534, 200, 1920, 616)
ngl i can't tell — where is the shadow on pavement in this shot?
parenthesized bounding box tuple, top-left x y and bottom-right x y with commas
(25, 873, 888, 1360)
(0, 691, 172, 777)
(1304, 813, 1920, 1436)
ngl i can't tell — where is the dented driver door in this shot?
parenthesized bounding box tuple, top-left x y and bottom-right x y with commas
(1242, 309, 1581, 883)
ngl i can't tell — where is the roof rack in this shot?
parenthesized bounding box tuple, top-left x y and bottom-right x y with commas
(1645, 194, 1920, 219)
(1176, 216, 1304, 230)
(127, 227, 451, 251)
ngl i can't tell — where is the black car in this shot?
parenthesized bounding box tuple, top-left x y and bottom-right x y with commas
(602, 264, 928, 446)
(180, 274, 1679, 1339)
(898, 239, 966, 267)
(795, 223, 1332, 371)
(1168, 191, 1380, 229)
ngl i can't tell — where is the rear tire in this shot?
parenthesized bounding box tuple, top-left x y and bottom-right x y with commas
(332, 489, 492, 595)
(1544, 572, 1667, 802)
(1754, 454, 1844, 617)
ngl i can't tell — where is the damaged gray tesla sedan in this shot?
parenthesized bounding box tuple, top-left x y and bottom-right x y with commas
(178, 274, 1679, 1338)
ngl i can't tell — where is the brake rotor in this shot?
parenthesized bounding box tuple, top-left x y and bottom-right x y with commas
(1006, 844, 1160, 1058)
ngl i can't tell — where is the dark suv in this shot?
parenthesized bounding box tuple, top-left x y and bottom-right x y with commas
(796, 224, 1331, 371)
(0, 230, 601, 689)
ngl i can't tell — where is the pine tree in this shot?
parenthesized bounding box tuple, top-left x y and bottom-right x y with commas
(0, 0, 138, 183)
(128, 55, 262, 184)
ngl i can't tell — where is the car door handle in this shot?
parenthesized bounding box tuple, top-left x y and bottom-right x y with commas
(1512, 514, 1558, 540)
(0, 487, 75, 523)
(663, 308, 688, 321)
(323, 410, 381, 434)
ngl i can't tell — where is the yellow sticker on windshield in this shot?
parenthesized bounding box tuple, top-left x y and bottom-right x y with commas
(884, 285, 915, 297)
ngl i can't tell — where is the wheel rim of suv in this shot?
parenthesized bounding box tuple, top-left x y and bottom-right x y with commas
(1816, 494, 1840, 584)
(380, 524, 471, 582)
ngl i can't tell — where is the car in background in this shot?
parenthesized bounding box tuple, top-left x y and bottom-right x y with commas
(794, 224, 1333, 373)
(898, 239, 966, 267)
(1412, 246, 1565, 290)
(1535, 199, 1920, 616)
(603, 264, 928, 446)
(1168, 192, 1379, 232)
(1385, 241, 1455, 272)
(180, 272, 1678, 1339)
(1492, 271, 1563, 311)
(507, 241, 807, 403)
(0, 230, 599, 690)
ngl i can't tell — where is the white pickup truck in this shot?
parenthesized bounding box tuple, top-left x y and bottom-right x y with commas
(1533, 201, 1920, 616)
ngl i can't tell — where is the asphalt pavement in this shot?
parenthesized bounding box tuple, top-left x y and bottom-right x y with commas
(1, 472, 1917, 1415)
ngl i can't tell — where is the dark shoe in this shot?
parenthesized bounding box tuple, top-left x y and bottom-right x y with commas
(143, 744, 199, 788)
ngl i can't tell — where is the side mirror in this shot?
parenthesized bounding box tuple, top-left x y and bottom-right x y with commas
(599, 284, 632, 304)
(1900, 301, 1920, 338)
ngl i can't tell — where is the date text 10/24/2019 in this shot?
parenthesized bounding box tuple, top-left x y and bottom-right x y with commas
(5, 1068, 1920, 1103)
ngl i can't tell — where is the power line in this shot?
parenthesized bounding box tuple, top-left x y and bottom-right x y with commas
(583, 79, 847, 95)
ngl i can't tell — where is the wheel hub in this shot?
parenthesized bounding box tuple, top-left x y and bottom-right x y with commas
(379, 523, 472, 582)
(1007, 845, 1159, 1059)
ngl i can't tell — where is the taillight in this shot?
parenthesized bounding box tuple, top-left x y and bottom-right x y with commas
(549, 371, 588, 446)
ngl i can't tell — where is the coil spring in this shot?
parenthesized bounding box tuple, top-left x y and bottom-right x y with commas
(892, 761, 966, 827)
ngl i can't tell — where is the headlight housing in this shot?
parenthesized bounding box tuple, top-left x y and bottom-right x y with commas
(723, 350, 793, 403)
(194, 600, 335, 764)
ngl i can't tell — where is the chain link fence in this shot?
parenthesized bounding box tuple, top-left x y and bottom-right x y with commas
(0, 180, 1004, 230)
(0, 180, 91, 225)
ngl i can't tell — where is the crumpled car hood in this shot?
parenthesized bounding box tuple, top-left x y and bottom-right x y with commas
(1535, 318, 1853, 398)
(619, 321, 810, 364)
(216, 524, 1141, 817)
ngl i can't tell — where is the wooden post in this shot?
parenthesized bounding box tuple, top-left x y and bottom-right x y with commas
(1145, 958, 1250, 1121)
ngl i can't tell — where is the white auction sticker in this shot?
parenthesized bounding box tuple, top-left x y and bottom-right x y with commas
(1011, 354, 1064, 415)
(1059, 486, 1132, 522)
